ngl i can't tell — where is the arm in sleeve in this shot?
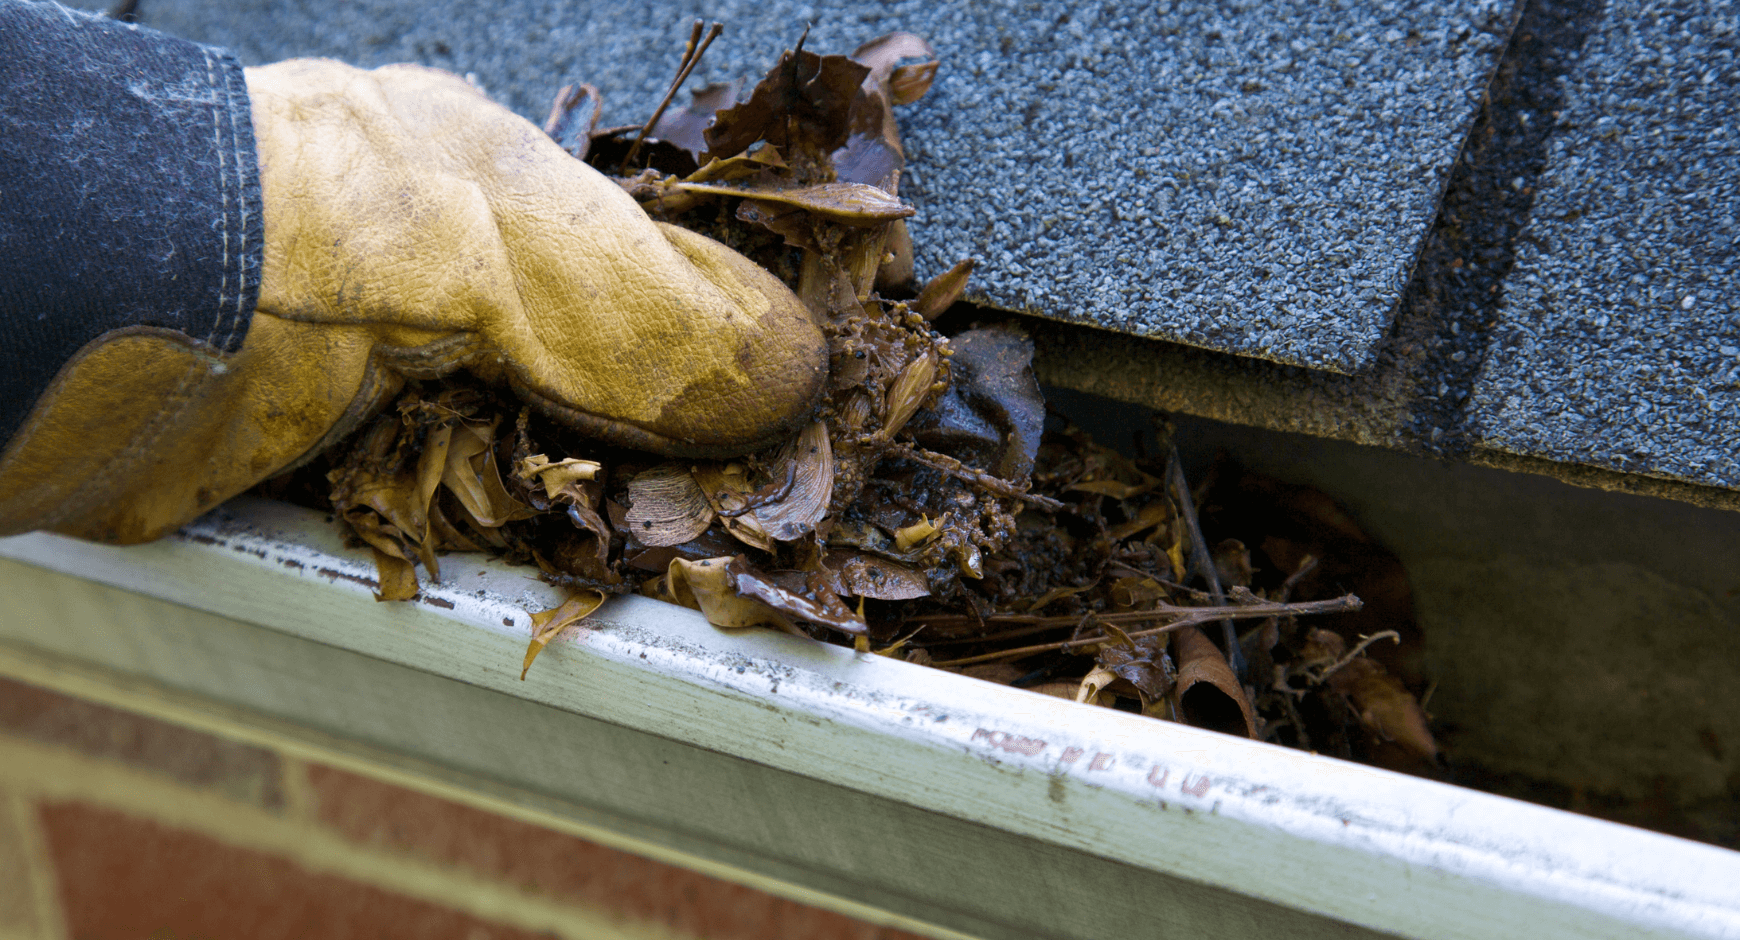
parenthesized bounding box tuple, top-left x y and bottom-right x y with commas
(0, 0, 262, 448)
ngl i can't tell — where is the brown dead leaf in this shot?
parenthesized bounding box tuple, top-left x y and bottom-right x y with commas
(1075, 665, 1119, 707)
(889, 61, 939, 105)
(652, 80, 740, 160)
(913, 258, 974, 320)
(517, 454, 601, 502)
(677, 181, 914, 224)
(749, 421, 833, 541)
(1106, 501, 1171, 542)
(369, 547, 419, 602)
(543, 83, 602, 160)
(1021, 581, 1093, 612)
(1328, 657, 1438, 761)
(725, 558, 866, 635)
(962, 663, 1025, 685)
(521, 589, 606, 679)
(624, 463, 715, 547)
(704, 43, 869, 161)
(1170, 626, 1257, 738)
(1028, 680, 1083, 700)
(692, 463, 776, 552)
(661, 555, 864, 635)
(442, 421, 537, 528)
(734, 198, 823, 252)
(1097, 635, 1176, 708)
(1213, 538, 1254, 588)
(823, 551, 930, 600)
(1066, 479, 1155, 499)
(881, 350, 939, 438)
(1109, 576, 1170, 609)
(835, 33, 934, 191)
(664, 556, 787, 629)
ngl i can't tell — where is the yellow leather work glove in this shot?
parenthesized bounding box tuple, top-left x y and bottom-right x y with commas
(0, 59, 825, 544)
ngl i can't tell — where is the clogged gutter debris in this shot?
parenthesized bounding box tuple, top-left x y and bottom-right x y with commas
(273, 27, 1438, 772)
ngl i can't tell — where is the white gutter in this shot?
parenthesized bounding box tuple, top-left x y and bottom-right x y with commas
(1, 496, 1734, 940)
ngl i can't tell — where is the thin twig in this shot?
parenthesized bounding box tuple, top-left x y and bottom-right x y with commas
(622, 20, 722, 173)
(926, 594, 1362, 668)
(1277, 554, 1319, 603)
(1316, 629, 1401, 681)
(1167, 446, 1244, 678)
(886, 442, 1065, 510)
(908, 593, 1360, 630)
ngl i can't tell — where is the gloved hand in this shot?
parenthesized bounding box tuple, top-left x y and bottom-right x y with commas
(0, 59, 825, 544)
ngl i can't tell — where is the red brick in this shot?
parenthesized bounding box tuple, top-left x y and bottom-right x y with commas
(37, 801, 558, 940)
(0, 677, 282, 808)
(305, 764, 928, 940)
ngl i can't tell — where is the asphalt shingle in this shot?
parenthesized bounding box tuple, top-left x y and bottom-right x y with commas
(122, 0, 1513, 373)
(1468, 0, 1740, 489)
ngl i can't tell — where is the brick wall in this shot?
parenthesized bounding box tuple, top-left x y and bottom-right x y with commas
(0, 675, 931, 940)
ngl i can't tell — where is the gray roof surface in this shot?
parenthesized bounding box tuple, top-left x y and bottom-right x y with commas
(61, 0, 1740, 506)
(117, 0, 1513, 374)
(1467, 0, 1740, 490)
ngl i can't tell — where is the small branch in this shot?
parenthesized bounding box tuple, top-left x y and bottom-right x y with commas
(1316, 630, 1401, 681)
(886, 442, 1064, 510)
(622, 20, 722, 173)
(1277, 553, 1319, 603)
(926, 594, 1363, 668)
(1167, 446, 1244, 678)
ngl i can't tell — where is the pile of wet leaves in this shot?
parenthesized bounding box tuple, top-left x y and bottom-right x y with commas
(268, 27, 1437, 772)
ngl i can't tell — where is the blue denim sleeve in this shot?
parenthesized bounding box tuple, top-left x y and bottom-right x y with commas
(0, 0, 263, 446)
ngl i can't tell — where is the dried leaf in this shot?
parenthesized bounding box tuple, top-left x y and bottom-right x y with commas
(876, 219, 916, 293)
(543, 83, 602, 160)
(442, 421, 536, 527)
(848, 32, 934, 81)
(1170, 626, 1258, 738)
(369, 547, 419, 602)
(1328, 658, 1438, 761)
(415, 423, 454, 518)
(1067, 479, 1156, 500)
(664, 556, 785, 629)
(517, 454, 601, 501)
(1026, 680, 1081, 700)
(889, 61, 939, 105)
(725, 557, 866, 635)
(704, 46, 869, 160)
(1075, 666, 1119, 707)
(881, 350, 938, 437)
(734, 198, 823, 252)
(750, 422, 834, 541)
(677, 182, 914, 224)
(1021, 581, 1093, 612)
(1213, 538, 1254, 588)
(686, 152, 777, 184)
(824, 551, 930, 600)
(906, 325, 1045, 482)
(652, 80, 740, 160)
(894, 516, 939, 552)
(1109, 576, 1170, 609)
(1098, 635, 1176, 707)
(521, 589, 606, 679)
(835, 33, 935, 190)
(913, 258, 974, 320)
(692, 462, 776, 552)
(624, 463, 715, 547)
(663, 556, 864, 635)
(962, 663, 1025, 684)
(1106, 500, 1171, 541)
